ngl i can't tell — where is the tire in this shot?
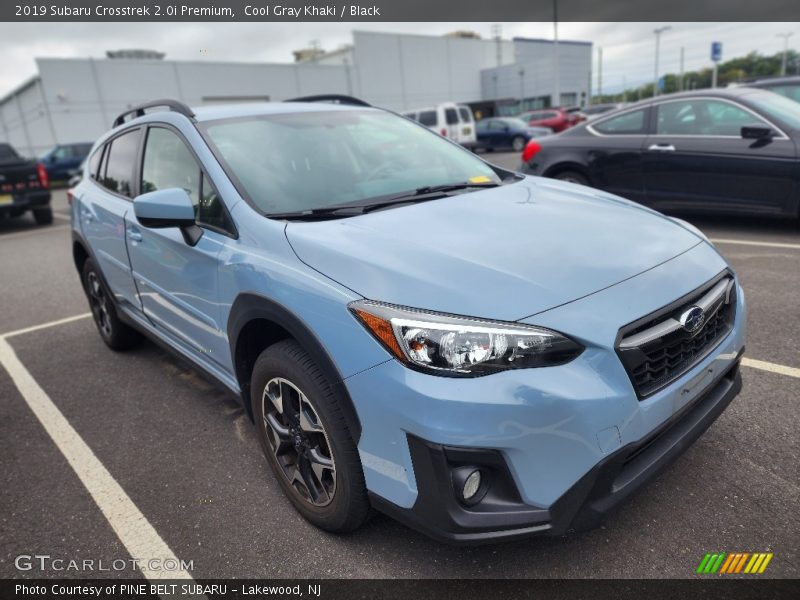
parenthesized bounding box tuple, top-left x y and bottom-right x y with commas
(554, 170, 589, 186)
(251, 339, 370, 533)
(81, 258, 142, 351)
(33, 207, 53, 225)
(511, 136, 526, 152)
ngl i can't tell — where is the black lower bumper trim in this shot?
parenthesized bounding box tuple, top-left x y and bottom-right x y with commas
(370, 354, 743, 544)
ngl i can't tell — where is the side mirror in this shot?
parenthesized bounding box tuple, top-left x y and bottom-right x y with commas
(741, 125, 774, 140)
(133, 188, 203, 246)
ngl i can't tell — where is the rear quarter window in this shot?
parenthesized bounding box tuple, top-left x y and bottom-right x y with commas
(593, 109, 647, 135)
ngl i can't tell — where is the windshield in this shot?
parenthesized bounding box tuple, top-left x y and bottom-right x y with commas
(201, 109, 500, 215)
(744, 89, 800, 129)
(200, 110, 500, 214)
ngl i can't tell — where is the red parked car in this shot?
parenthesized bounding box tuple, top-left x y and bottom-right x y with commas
(519, 108, 574, 133)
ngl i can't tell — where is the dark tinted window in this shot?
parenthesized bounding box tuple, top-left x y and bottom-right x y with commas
(445, 108, 459, 125)
(418, 110, 436, 126)
(458, 107, 472, 122)
(101, 129, 140, 197)
(0, 144, 18, 161)
(142, 127, 230, 232)
(593, 109, 646, 134)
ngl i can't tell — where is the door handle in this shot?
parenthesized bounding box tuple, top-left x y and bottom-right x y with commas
(127, 226, 143, 243)
(648, 143, 676, 152)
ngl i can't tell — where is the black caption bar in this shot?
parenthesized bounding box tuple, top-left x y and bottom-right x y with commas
(3, 579, 799, 600)
(3, 0, 800, 22)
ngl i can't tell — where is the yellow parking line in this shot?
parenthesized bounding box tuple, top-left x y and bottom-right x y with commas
(742, 358, 800, 379)
(710, 238, 800, 250)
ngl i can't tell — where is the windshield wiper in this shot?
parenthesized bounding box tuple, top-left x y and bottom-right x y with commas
(269, 181, 502, 221)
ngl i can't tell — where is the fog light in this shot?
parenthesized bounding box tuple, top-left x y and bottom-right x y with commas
(462, 470, 482, 500)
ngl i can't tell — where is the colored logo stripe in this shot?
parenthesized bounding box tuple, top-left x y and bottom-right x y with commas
(698, 552, 773, 574)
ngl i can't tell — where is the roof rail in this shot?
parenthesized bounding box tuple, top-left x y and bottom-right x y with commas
(113, 99, 195, 127)
(285, 94, 372, 107)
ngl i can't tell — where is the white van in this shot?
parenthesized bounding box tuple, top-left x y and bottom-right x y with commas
(403, 102, 477, 148)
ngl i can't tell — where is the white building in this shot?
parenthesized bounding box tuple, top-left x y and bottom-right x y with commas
(0, 31, 591, 156)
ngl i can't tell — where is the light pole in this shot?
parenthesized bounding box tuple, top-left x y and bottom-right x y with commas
(552, 0, 560, 108)
(518, 67, 526, 111)
(653, 26, 671, 97)
(777, 32, 794, 76)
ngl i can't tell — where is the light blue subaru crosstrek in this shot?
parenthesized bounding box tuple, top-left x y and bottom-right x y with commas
(71, 96, 746, 543)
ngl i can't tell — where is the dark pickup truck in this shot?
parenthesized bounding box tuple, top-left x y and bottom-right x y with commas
(0, 143, 52, 225)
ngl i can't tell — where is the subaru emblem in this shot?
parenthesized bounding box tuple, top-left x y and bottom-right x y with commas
(680, 306, 706, 333)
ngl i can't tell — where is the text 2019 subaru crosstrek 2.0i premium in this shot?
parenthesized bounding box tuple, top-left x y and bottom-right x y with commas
(71, 97, 746, 543)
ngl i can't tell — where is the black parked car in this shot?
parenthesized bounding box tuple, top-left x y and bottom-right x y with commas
(475, 117, 551, 152)
(744, 75, 800, 104)
(520, 88, 800, 219)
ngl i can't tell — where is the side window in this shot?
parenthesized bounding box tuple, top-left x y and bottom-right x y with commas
(657, 100, 767, 136)
(52, 146, 70, 160)
(141, 127, 231, 232)
(458, 107, 472, 123)
(444, 108, 459, 125)
(593, 109, 647, 135)
(418, 111, 436, 126)
(100, 129, 140, 197)
(769, 84, 800, 103)
(88, 147, 103, 180)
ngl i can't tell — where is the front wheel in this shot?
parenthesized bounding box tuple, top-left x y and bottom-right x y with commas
(251, 340, 370, 533)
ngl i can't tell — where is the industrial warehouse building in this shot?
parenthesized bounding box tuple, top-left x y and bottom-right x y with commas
(0, 30, 592, 157)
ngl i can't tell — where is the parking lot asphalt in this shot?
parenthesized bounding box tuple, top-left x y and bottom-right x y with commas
(1, 158, 798, 579)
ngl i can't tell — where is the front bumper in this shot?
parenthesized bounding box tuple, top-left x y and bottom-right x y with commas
(343, 241, 746, 543)
(370, 356, 742, 543)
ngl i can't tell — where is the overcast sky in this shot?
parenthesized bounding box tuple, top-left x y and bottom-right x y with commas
(0, 22, 798, 97)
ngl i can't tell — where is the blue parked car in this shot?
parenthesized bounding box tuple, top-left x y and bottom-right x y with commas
(41, 142, 93, 182)
(71, 97, 746, 543)
(475, 117, 552, 152)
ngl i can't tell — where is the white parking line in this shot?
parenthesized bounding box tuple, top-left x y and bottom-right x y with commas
(710, 238, 800, 250)
(0, 329, 197, 585)
(2, 313, 91, 339)
(742, 357, 800, 379)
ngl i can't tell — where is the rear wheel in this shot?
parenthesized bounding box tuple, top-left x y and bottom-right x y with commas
(33, 207, 53, 225)
(554, 170, 589, 186)
(251, 339, 370, 533)
(81, 258, 142, 350)
(511, 136, 526, 152)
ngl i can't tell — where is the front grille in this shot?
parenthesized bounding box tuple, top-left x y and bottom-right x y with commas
(616, 273, 736, 399)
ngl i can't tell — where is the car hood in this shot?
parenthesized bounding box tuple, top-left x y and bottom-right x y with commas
(285, 178, 702, 322)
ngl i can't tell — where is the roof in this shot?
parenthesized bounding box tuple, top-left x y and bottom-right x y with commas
(192, 101, 375, 122)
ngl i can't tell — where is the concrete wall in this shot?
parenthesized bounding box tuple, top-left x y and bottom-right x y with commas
(482, 39, 593, 109)
(351, 31, 515, 110)
(0, 32, 591, 156)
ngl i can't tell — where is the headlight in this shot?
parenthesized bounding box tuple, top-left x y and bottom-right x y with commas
(349, 300, 584, 376)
